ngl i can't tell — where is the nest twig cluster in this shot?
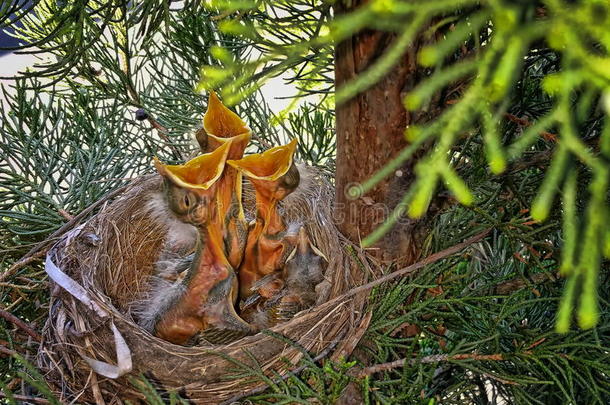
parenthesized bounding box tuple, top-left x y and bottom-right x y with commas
(37, 169, 371, 404)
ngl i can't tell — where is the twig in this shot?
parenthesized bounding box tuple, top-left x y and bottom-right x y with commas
(219, 330, 346, 405)
(323, 228, 492, 306)
(507, 149, 554, 174)
(0, 179, 139, 283)
(0, 344, 21, 357)
(0, 392, 51, 404)
(358, 353, 506, 377)
(57, 209, 74, 221)
(147, 116, 186, 160)
(0, 309, 43, 342)
(251, 131, 273, 150)
(504, 113, 557, 142)
(210, 10, 233, 21)
(494, 272, 556, 295)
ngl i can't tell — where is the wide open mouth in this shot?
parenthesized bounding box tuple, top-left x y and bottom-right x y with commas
(153, 140, 232, 189)
(203, 92, 249, 138)
(227, 139, 298, 181)
(206, 131, 251, 160)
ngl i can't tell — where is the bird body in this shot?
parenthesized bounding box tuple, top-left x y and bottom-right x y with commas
(150, 141, 254, 345)
(227, 139, 300, 301)
(154, 224, 247, 345)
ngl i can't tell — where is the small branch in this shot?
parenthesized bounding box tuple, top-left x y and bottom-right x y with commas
(0, 180, 139, 283)
(493, 272, 556, 295)
(0, 392, 51, 404)
(507, 149, 554, 174)
(147, 116, 185, 160)
(57, 209, 74, 221)
(0, 344, 21, 357)
(0, 309, 43, 342)
(504, 113, 557, 142)
(506, 134, 597, 176)
(116, 7, 185, 162)
(210, 10, 233, 21)
(358, 353, 506, 377)
(324, 228, 492, 306)
(250, 131, 273, 150)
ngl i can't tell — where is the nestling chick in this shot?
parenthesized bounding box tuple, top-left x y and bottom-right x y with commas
(149, 141, 256, 345)
(196, 92, 251, 270)
(227, 139, 301, 302)
(241, 226, 327, 329)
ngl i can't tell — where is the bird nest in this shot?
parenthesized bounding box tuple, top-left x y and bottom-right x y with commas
(37, 168, 371, 404)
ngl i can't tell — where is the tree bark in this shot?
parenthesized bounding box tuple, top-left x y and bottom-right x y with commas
(334, 3, 440, 265)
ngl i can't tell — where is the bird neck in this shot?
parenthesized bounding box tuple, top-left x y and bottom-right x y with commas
(153, 221, 232, 343)
(215, 167, 242, 222)
(254, 191, 284, 235)
(185, 222, 231, 289)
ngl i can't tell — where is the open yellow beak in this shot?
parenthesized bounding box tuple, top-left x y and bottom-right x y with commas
(206, 131, 251, 160)
(153, 140, 232, 190)
(227, 139, 298, 181)
(203, 92, 249, 138)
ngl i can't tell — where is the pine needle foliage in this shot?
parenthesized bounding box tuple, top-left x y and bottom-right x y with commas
(350, 105, 609, 402)
(0, 0, 609, 404)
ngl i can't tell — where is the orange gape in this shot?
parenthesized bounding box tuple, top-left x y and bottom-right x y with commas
(228, 139, 300, 301)
(196, 92, 250, 270)
(153, 141, 253, 345)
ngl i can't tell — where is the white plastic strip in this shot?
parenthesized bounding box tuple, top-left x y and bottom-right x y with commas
(81, 323, 133, 378)
(45, 254, 107, 318)
(45, 250, 133, 379)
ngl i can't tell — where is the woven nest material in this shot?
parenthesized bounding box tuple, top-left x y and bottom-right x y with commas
(37, 166, 371, 404)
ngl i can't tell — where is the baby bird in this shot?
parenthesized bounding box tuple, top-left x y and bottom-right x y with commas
(242, 226, 328, 329)
(151, 141, 256, 345)
(227, 139, 301, 301)
(196, 92, 251, 270)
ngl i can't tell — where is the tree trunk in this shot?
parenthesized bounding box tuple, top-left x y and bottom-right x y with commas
(334, 4, 440, 265)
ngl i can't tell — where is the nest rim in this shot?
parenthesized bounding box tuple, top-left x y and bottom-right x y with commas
(38, 172, 371, 404)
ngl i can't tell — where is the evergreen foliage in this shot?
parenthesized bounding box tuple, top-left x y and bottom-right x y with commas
(198, 0, 610, 332)
(0, 0, 609, 404)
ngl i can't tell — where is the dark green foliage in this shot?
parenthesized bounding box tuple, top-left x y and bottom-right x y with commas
(280, 103, 336, 169)
(1, 0, 609, 404)
(201, 0, 610, 332)
(355, 77, 609, 402)
(128, 375, 191, 405)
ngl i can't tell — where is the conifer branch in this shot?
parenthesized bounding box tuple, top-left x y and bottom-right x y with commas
(358, 352, 508, 377)
(0, 309, 42, 342)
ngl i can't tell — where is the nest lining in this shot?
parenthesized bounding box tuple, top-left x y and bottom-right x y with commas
(38, 167, 370, 404)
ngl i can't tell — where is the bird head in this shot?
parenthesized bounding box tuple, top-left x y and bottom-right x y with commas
(283, 226, 327, 289)
(227, 138, 300, 201)
(153, 140, 232, 225)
